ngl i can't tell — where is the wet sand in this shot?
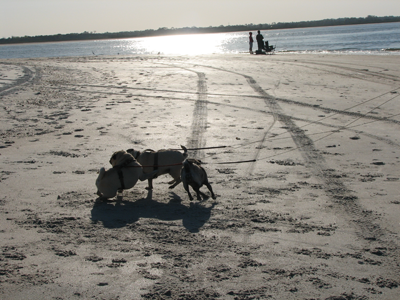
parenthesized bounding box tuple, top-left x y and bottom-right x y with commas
(0, 54, 400, 299)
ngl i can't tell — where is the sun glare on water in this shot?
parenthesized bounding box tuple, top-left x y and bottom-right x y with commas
(129, 33, 233, 55)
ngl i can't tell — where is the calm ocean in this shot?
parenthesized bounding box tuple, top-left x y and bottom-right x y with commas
(0, 22, 399, 59)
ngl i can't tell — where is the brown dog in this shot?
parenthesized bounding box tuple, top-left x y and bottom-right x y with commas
(111, 146, 188, 190)
(181, 158, 216, 201)
(96, 150, 157, 199)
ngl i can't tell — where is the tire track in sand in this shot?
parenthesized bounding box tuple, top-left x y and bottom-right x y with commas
(244, 74, 400, 273)
(187, 72, 208, 159)
(0, 63, 34, 95)
(154, 63, 208, 159)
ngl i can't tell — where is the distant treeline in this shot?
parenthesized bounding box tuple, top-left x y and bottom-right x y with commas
(1, 15, 399, 45)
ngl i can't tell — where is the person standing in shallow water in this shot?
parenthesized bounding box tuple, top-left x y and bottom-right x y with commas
(256, 30, 264, 51)
(249, 32, 254, 54)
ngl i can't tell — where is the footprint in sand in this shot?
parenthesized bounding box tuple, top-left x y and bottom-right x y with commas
(73, 170, 85, 174)
(385, 177, 399, 181)
(0, 141, 14, 148)
(85, 255, 104, 262)
(74, 129, 84, 138)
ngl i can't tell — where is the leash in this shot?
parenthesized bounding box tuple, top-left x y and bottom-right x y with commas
(119, 159, 256, 168)
(123, 162, 184, 168)
(171, 146, 227, 151)
(114, 158, 256, 190)
(210, 159, 256, 165)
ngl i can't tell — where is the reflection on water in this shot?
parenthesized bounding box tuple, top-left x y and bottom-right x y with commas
(132, 33, 235, 55)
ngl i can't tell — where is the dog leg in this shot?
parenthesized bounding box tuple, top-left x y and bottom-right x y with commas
(205, 182, 216, 199)
(183, 182, 193, 200)
(146, 178, 153, 190)
(117, 189, 123, 201)
(146, 189, 153, 200)
(189, 183, 202, 201)
(168, 178, 181, 189)
(195, 188, 202, 201)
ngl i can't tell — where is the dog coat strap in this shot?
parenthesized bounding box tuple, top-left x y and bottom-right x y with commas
(154, 152, 159, 172)
(116, 167, 125, 190)
(134, 151, 141, 160)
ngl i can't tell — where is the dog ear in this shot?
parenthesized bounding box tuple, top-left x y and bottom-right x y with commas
(109, 153, 117, 164)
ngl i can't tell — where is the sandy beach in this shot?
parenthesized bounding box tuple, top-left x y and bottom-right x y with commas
(1, 53, 400, 299)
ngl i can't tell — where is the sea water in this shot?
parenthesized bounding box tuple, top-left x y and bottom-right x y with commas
(0, 22, 399, 59)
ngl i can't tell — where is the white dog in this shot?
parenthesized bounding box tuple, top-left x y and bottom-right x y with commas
(96, 150, 157, 199)
(181, 158, 216, 201)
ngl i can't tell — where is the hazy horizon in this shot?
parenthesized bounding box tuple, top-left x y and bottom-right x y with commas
(1, 0, 400, 39)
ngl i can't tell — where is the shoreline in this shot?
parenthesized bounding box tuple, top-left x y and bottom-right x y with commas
(1, 50, 400, 63)
(0, 54, 399, 299)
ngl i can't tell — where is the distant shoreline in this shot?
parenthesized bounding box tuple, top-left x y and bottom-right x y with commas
(1, 16, 399, 45)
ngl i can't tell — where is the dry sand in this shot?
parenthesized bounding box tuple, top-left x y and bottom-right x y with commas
(0, 53, 399, 299)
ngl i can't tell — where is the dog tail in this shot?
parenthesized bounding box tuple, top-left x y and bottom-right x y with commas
(181, 145, 188, 159)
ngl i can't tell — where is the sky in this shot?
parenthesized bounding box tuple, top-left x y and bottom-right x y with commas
(1, 0, 400, 38)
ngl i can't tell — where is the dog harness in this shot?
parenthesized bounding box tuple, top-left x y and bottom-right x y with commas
(133, 151, 141, 160)
(153, 152, 159, 177)
(113, 157, 135, 190)
(140, 150, 159, 178)
(116, 167, 125, 190)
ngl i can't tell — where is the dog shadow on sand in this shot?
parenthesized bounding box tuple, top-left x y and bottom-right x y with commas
(90, 190, 216, 233)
